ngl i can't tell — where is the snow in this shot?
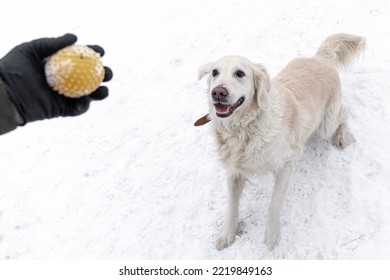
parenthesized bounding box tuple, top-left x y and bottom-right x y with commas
(0, 0, 389, 259)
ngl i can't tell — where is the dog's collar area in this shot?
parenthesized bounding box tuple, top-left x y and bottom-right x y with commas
(194, 114, 211, 126)
(214, 96, 245, 118)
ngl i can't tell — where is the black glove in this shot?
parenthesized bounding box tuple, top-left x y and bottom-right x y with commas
(0, 33, 113, 125)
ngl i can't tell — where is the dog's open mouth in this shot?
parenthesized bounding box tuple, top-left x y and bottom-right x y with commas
(213, 97, 245, 118)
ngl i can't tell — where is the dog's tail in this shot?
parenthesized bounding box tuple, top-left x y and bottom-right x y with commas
(315, 33, 366, 68)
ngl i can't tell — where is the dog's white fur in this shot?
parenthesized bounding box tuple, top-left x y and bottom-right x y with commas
(198, 34, 365, 250)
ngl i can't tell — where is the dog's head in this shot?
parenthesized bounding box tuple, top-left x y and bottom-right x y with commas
(198, 56, 270, 121)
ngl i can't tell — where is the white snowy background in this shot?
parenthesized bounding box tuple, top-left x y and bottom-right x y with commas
(0, 0, 389, 259)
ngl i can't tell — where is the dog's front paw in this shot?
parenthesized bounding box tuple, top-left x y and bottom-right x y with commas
(215, 232, 236, 250)
(264, 222, 281, 251)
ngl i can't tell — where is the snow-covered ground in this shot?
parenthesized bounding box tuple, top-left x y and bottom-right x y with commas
(0, 0, 389, 259)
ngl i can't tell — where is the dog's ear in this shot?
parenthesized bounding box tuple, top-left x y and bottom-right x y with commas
(253, 63, 271, 110)
(198, 62, 213, 80)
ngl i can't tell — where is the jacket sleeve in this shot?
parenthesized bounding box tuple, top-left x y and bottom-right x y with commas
(0, 77, 20, 135)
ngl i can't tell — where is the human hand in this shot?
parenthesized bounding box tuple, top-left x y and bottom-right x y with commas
(0, 33, 113, 124)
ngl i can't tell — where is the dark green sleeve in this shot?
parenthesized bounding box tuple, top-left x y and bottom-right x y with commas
(0, 77, 20, 135)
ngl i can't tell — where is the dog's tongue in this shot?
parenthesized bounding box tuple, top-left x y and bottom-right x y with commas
(214, 103, 230, 114)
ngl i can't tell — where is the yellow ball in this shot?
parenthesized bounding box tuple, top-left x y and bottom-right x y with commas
(45, 45, 105, 98)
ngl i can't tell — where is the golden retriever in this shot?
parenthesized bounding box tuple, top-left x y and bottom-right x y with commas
(198, 33, 365, 250)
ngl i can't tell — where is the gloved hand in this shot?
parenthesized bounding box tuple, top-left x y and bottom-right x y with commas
(0, 33, 113, 125)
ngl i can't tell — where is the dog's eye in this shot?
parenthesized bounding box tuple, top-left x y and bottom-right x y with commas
(235, 70, 246, 78)
(212, 69, 219, 77)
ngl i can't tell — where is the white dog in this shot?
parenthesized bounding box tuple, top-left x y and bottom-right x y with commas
(198, 34, 365, 250)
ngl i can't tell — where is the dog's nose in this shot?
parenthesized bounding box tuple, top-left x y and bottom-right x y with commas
(212, 87, 228, 100)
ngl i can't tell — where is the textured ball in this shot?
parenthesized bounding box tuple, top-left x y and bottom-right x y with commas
(45, 45, 105, 98)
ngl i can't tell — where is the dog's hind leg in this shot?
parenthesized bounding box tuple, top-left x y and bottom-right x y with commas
(264, 161, 295, 250)
(331, 105, 353, 148)
(216, 173, 245, 250)
(319, 100, 353, 149)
